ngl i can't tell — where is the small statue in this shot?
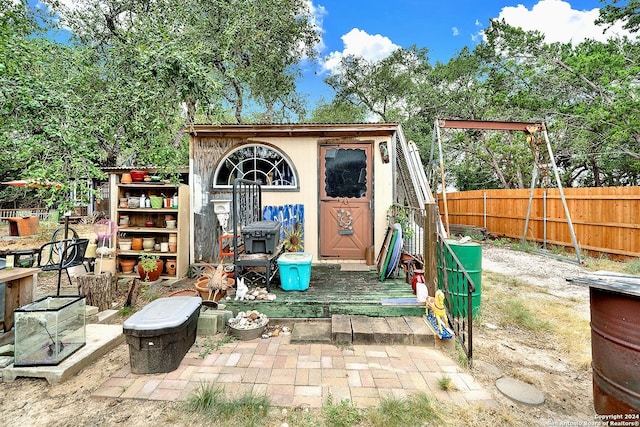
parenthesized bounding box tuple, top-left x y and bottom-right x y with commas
(235, 277, 249, 301)
(426, 289, 448, 335)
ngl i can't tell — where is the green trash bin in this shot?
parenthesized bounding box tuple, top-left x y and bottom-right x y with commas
(440, 239, 482, 317)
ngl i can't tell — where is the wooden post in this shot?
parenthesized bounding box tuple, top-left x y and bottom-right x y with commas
(424, 202, 438, 298)
(77, 271, 113, 311)
(125, 278, 141, 307)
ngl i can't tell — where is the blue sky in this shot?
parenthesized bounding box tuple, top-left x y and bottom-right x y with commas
(300, 0, 634, 106)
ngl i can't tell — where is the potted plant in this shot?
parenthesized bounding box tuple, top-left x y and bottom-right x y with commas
(387, 203, 415, 240)
(138, 254, 164, 281)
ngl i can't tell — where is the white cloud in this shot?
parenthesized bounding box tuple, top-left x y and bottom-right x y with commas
(452, 27, 459, 36)
(498, 0, 634, 44)
(322, 28, 400, 74)
(306, 0, 327, 54)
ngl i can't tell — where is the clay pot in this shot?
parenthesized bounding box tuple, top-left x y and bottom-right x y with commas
(169, 243, 177, 253)
(138, 259, 164, 281)
(120, 258, 136, 273)
(165, 258, 177, 276)
(131, 237, 143, 250)
(119, 240, 132, 251)
(195, 277, 227, 301)
(130, 170, 147, 182)
(142, 237, 155, 251)
(121, 173, 133, 184)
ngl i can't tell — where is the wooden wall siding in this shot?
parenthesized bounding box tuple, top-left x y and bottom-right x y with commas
(192, 137, 236, 262)
(438, 187, 640, 259)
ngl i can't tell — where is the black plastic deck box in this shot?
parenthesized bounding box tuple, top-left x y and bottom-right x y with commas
(123, 296, 201, 374)
(242, 220, 281, 254)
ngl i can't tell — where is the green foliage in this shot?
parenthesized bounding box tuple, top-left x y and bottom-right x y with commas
(138, 254, 159, 273)
(196, 335, 236, 359)
(624, 258, 640, 275)
(118, 306, 135, 317)
(500, 299, 553, 333)
(309, 98, 368, 123)
(186, 383, 270, 425)
(437, 375, 453, 391)
(325, 46, 432, 122)
(597, 0, 640, 33)
(323, 394, 363, 427)
(365, 393, 441, 426)
(1, 0, 320, 210)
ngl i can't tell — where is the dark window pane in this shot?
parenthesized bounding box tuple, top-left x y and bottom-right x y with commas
(324, 148, 367, 198)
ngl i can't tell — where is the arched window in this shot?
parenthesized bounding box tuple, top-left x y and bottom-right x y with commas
(213, 144, 298, 189)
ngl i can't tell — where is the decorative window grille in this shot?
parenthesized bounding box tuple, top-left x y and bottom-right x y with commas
(213, 144, 298, 189)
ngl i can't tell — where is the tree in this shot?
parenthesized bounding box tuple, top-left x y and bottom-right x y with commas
(324, 46, 432, 122)
(308, 98, 367, 123)
(597, 0, 640, 33)
(1, 0, 321, 209)
(0, 0, 105, 210)
(471, 19, 640, 187)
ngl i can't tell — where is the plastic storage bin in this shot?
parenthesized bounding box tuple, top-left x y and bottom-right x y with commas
(242, 221, 281, 254)
(277, 252, 312, 291)
(14, 295, 86, 367)
(123, 296, 201, 373)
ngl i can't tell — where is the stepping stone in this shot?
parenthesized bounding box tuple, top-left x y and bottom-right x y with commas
(386, 317, 417, 345)
(291, 321, 332, 344)
(496, 376, 545, 405)
(331, 314, 352, 344)
(351, 315, 374, 344)
(403, 316, 435, 346)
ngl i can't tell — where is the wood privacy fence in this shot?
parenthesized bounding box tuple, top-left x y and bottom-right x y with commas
(437, 187, 640, 260)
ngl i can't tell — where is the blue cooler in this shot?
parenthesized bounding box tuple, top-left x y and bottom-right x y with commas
(278, 252, 312, 291)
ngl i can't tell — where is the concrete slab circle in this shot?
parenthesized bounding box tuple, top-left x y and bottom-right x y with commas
(496, 376, 545, 405)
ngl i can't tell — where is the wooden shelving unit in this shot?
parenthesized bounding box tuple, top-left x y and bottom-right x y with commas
(110, 179, 190, 279)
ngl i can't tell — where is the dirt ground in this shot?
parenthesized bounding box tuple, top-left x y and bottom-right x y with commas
(0, 226, 619, 426)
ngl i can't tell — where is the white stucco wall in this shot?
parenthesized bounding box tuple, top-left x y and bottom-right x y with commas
(247, 135, 394, 262)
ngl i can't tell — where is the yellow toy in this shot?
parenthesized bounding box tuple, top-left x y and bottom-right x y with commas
(426, 289, 448, 335)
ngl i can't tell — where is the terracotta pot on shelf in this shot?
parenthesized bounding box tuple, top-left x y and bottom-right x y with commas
(165, 258, 177, 276)
(131, 237, 143, 250)
(121, 173, 133, 184)
(119, 258, 136, 273)
(138, 259, 164, 282)
(169, 243, 177, 253)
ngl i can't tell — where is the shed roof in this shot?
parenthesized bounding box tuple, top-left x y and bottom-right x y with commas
(188, 123, 401, 138)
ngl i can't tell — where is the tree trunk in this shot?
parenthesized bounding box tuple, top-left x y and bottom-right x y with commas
(77, 272, 113, 311)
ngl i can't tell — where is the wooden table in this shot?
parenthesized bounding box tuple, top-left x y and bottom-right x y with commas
(1, 267, 39, 331)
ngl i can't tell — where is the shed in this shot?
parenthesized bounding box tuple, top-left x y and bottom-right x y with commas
(188, 123, 427, 264)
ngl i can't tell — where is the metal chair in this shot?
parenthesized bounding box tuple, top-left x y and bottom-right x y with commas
(36, 238, 89, 295)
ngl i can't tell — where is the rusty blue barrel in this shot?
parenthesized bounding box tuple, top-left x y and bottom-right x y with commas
(570, 276, 640, 415)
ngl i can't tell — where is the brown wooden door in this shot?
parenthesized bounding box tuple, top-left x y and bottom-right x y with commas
(319, 143, 373, 259)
